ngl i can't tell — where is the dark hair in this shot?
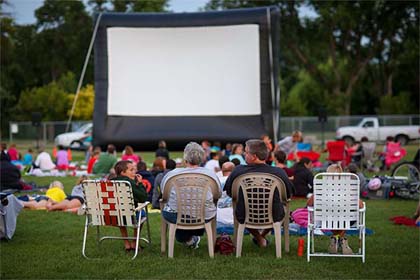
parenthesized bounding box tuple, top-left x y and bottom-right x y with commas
(231, 158, 241, 166)
(166, 159, 176, 170)
(218, 155, 229, 167)
(137, 161, 147, 171)
(114, 160, 132, 175)
(57, 145, 64, 150)
(295, 157, 311, 168)
(346, 163, 358, 173)
(245, 139, 268, 161)
(274, 150, 287, 164)
(361, 136, 368, 142)
(107, 144, 116, 154)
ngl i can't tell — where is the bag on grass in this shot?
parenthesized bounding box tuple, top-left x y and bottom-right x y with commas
(215, 232, 235, 255)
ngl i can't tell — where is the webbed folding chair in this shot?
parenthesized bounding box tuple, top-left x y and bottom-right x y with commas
(307, 173, 366, 262)
(160, 173, 221, 258)
(385, 142, 407, 169)
(232, 173, 290, 258)
(326, 140, 346, 166)
(81, 180, 150, 260)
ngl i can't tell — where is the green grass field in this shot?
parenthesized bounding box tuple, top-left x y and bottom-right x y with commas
(1, 193, 419, 279)
(1, 144, 419, 279)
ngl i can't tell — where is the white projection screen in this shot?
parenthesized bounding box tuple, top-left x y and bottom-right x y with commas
(93, 8, 280, 150)
(107, 25, 261, 116)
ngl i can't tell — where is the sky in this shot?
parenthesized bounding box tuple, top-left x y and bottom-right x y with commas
(3, 0, 317, 25)
(3, 0, 209, 25)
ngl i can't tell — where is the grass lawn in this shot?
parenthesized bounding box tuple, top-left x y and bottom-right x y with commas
(1, 145, 419, 279)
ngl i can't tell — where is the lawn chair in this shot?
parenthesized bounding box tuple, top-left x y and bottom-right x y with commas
(361, 142, 378, 171)
(231, 173, 290, 258)
(384, 142, 407, 169)
(81, 180, 150, 260)
(307, 173, 366, 262)
(160, 173, 221, 258)
(326, 140, 346, 166)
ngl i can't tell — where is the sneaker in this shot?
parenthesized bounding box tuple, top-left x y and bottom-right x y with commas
(185, 236, 201, 249)
(340, 238, 353, 255)
(328, 236, 339, 254)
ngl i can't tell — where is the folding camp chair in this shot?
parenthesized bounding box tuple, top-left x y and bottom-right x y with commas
(361, 142, 378, 171)
(384, 142, 407, 169)
(326, 140, 346, 166)
(81, 180, 150, 260)
(160, 173, 221, 258)
(231, 173, 290, 258)
(307, 173, 366, 262)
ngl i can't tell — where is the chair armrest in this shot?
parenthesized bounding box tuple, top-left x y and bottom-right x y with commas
(307, 206, 314, 212)
(135, 201, 150, 212)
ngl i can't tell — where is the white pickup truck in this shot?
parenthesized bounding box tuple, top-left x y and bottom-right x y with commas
(336, 117, 420, 145)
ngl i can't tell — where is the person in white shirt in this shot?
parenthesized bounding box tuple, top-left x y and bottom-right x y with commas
(204, 151, 220, 174)
(34, 146, 56, 171)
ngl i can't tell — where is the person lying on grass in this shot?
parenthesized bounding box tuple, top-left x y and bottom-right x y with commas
(21, 180, 66, 209)
(111, 160, 147, 252)
(46, 175, 87, 212)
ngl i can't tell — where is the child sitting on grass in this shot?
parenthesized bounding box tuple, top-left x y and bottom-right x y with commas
(306, 164, 364, 255)
(111, 160, 147, 251)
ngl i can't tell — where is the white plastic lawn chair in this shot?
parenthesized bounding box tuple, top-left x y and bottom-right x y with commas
(81, 180, 150, 260)
(307, 173, 366, 262)
(160, 173, 221, 258)
(232, 173, 290, 258)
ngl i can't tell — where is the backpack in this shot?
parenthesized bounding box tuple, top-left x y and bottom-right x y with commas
(215, 233, 235, 255)
(291, 207, 308, 227)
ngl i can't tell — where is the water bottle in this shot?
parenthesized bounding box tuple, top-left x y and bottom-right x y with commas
(297, 238, 304, 257)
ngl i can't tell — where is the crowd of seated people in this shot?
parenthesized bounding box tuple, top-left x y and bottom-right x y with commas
(2, 131, 415, 254)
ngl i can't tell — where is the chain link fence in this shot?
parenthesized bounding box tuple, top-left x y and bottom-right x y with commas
(8, 115, 419, 145)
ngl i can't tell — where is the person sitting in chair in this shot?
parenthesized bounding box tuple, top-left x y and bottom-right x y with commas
(224, 139, 294, 248)
(161, 142, 222, 249)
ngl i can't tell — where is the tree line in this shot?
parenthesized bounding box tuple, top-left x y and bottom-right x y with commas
(1, 0, 418, 137)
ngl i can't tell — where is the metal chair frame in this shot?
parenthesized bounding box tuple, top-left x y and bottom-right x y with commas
(81, 180, 151, 260)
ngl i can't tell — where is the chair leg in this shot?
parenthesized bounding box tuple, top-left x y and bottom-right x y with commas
(132, 220, 142, 260)
(273, 223, 282, 258)
(307, 226, 311, 262)
(161, 219, 167, 255)
(284, 207, 290, 253)
(236, 224, 245, 257)
(168, 224, 176, 258)
(82, 217, 89, 259)
(205, 223, 214, 258)
(233, 218, 238, 247)
(211, 218, 217, 246)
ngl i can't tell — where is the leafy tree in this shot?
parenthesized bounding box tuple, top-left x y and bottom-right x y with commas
(16, 82, 70, 121)
(67, 84, 95, 120)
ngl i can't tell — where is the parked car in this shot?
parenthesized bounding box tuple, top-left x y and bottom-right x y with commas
(54, 123, 93, 150)
(336, 117, 420, 145)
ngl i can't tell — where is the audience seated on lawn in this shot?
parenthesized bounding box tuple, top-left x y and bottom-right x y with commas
(307, 164, 364, 254)
(155, 140, 170, 159)
(122, 145, 141, 164)
(21, 181, 66, 210)
(224, 139, 294, 248)
(229, 143, 246, 165)
(87, 146, 101, 174)
(111, 160, 147, 251)
(33, 145, 56, 172)
(0, 151, 24, 191)
(161, 142, 222, 249)
(46, 175, 87, 212)
(261, 134, 275, 165)
(92, 144, 117, 174)
(137, 161, 155, 201)
(55, 145, 69, 170)
(152, 159, 176, 209)
(292, 157, 314, 197)
(274, 150, 294, 180)
(275, 130, 303, 158)
(204, 151, 221, 174)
